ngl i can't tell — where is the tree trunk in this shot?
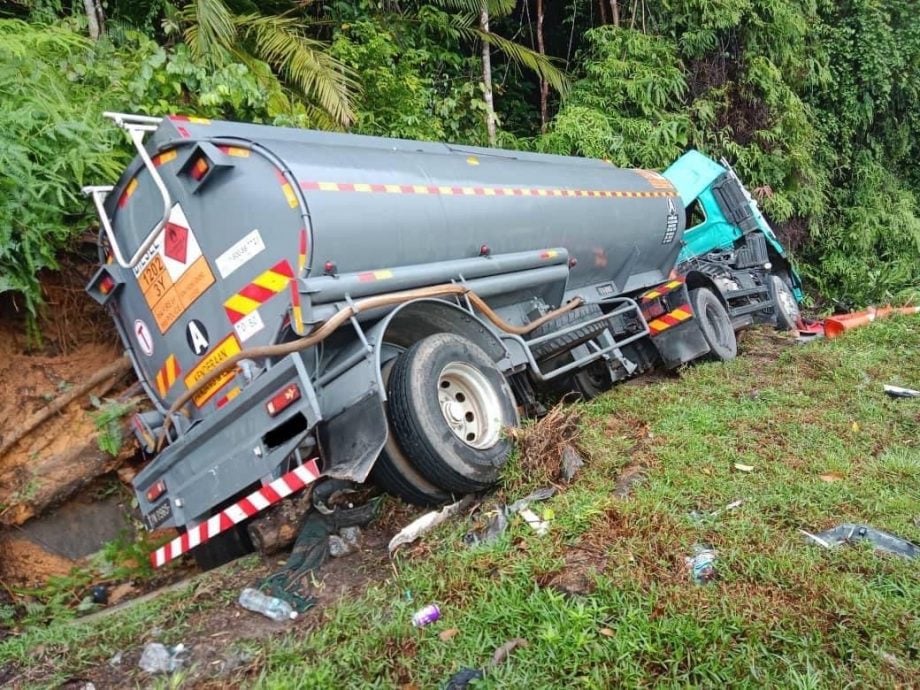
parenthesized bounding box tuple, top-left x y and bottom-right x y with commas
(83, 0, 103, 40)
(536, 0, 549, 132)
(598, 0, 608, 24)
(480, 4, 497, 147)
(609, 0, 620, 26)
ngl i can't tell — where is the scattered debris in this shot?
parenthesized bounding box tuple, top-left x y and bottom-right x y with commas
(328, 535, 352, 558)
(507, 487, 556, 515)
(519, 508, 550, 536)
(684, 545, 718, 584)
(598, 627, 615, 637)
(107, 581, 136, 605)
(733, 463, 754, 473)
(819, 472, 844, 483)
(138, 642, 187, 674)
(689, 499, 743, 522)
(613, 464, 645, 499)
(411, 603, 440, 627)
(561, 445, 585, 482)
(238, 587, 298, 621)
(389, 497, 473, 555)
(800, 524, 918, 559)
(89, 585, 108, 605)
(489, 638, 528, 667)
(463, 488, 555, 546)
(463, 509, 508, 547)
(884, 384, 919, 399)
(108, 651, 123, 667)
(438, 628, 460, 642)
(444, 668, 484, 689)
(850, 421, 860, 433)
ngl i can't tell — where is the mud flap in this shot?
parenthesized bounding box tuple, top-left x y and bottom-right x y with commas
(642, 283, 710, 368)
(316, 392, 387, 483)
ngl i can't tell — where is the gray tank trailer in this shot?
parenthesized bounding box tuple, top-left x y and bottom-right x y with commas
(85, 113, 727, 568)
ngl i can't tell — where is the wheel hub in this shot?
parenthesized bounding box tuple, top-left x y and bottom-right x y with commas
(437, 362, 502, 449)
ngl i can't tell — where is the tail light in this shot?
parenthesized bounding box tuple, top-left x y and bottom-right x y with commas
(146, 480, 166, 503)
(266, 384, 301, 416)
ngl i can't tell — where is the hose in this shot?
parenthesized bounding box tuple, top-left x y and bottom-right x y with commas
(156, 284, 583, 449)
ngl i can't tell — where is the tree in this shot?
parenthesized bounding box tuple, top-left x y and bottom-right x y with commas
(172, 0, 357, 127)
(426, 0, 568, 145)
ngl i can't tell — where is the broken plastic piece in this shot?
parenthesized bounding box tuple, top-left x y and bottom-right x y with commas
(519, 508, 550, 535)
(388, 496, 473, 555)
(884, 384, 920, 399)
(138, 643, 187, 674)
(684, 544, 718, 584)
(801, 524, 918, 559)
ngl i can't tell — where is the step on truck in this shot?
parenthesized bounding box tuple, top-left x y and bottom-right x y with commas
(84, 113, 802, 568)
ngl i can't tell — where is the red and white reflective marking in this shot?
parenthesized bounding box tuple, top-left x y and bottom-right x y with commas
(150, 458, 321, 568)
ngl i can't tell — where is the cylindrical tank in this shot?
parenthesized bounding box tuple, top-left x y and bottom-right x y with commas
(104, 117, 684, 413)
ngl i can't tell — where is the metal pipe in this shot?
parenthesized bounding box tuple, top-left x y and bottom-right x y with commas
(157, 283, 584, 448)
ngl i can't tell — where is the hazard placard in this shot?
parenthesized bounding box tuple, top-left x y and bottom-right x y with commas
(135, 204, 215, 332)
(183, 334, 241, 407)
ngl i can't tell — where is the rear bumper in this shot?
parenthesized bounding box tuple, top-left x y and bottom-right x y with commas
(133, 352, 322, 529)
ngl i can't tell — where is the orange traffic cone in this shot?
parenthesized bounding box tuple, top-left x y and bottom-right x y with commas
(824, 305, 920, 339)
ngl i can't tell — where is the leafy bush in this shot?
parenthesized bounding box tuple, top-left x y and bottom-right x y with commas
(0, 20, 132, 318)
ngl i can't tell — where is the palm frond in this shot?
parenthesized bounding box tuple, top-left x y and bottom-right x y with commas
(456, 25, 569, 95)
(424, 0, 517, 17)
(181, 0, 236, 65)
(236, 13, 357, 127)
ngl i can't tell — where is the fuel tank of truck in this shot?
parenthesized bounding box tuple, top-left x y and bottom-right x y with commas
(96, 116, 685, 416)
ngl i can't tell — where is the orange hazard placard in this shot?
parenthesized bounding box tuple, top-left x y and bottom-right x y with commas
(183, 334, 241, 407)
(135, 204, 215, 333)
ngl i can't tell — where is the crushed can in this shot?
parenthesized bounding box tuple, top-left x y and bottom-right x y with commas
(685, 545, 718, 584)
(411, 603, 441, 627)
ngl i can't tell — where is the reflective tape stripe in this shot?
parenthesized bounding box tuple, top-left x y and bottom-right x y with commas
(648, 303, 693, 335)
(224, 260, 294, 325)
(299, 180, 676, 198)
(150, 458, 321, 568)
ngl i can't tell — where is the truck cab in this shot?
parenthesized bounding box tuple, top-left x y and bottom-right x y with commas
(664, 150, 803, 331)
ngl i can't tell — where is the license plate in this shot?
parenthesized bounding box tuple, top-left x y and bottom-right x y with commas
(145, 498, 174, 530)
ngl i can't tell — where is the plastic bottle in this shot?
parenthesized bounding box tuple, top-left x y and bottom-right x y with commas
(238, 588, 298, 621)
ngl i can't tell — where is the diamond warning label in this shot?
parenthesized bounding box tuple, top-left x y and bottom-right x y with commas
(135, 204, 215, 333)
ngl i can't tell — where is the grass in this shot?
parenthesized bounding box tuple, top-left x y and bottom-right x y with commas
(2, 319, 918, 688)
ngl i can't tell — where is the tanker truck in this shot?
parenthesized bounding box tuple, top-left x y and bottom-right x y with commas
(83, 113, 801, 568)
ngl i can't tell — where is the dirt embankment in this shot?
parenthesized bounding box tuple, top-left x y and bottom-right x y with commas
(0, 266, 140, 584)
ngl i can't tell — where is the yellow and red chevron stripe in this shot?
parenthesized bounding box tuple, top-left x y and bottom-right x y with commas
(647, 304, 693, 336)
(155, 354, 182, 397)
(640, 279, 685, 302)
(224, 260, 294, 325)
(299, 180, 676, 199)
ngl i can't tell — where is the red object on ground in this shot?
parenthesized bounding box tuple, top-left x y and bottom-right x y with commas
(824, 306, 920, 339)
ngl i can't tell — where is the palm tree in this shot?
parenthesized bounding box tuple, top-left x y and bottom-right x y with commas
(428, 0, 568, 145)
(172, 0, 357, 127)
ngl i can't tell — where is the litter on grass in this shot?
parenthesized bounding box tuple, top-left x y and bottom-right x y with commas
(800, 524, 918, 559)
(464, 488, 556, 546)
(138, 643, 187, 674)
(884, 384, 920, 399)
(684, 545, 718, 584)
(388, 496, 474, 555)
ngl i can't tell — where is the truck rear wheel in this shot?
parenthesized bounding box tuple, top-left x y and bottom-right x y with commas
(371, 360, 452, 506)
(690, 287, 737, 362)
(387, 333, 519, 493)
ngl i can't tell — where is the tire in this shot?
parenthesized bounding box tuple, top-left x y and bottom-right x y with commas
(543, 354, 612, 400)
(190, 523, 254, 571)
(371, 360, 452, 507)
(387, 333, 519, 493)
(770, 274, 800, 331)
(527, 304, 606, 361)
(689, 287, 737, 362)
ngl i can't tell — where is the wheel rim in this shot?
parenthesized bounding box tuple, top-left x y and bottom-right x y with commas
(705, 302, 732, 349)
(437, 362, 503, 449)
(775, 279, 800, 323)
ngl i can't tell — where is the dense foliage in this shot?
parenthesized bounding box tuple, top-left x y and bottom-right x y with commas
(1, 0, 918, 316)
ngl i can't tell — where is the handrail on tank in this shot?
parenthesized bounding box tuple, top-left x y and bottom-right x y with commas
(81, 112, 171, 270)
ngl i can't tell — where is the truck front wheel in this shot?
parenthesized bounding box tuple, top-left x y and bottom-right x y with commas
(387, 333, 519, 494)
(690, 287, 737, 362)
